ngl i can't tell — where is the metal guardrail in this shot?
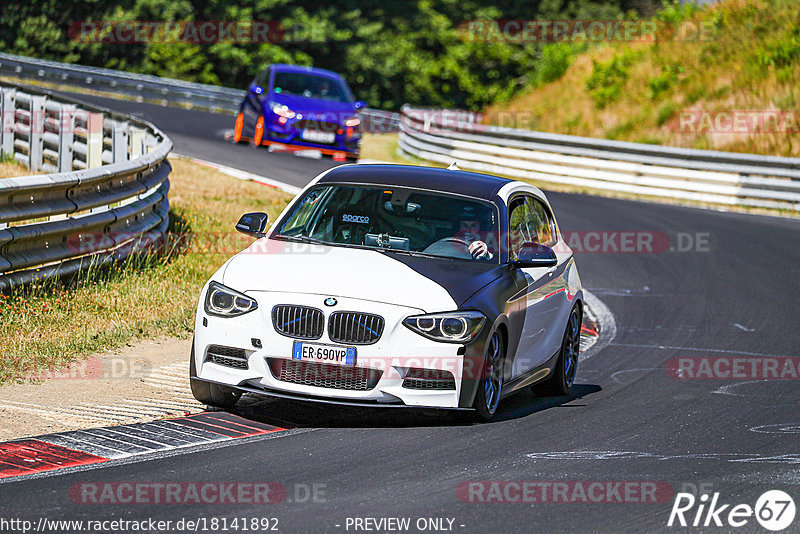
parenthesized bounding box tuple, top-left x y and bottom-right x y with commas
(0, 52, 402, 132)
(0, 83, 172, 288)
(0, 52, 242, 113)
(399, 106, 800, 211)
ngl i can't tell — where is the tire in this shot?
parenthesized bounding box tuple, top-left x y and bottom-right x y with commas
(532, 304, 581, 397)
(189, 340, 241, 409)
(233, 112, 244, 143)
(471, 329, 505, 422)
(251, 115, 265, 147)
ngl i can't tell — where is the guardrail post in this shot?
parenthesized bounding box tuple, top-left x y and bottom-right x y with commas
(0, 88, 13, 158)
(85, 112, 103, 169)
(112, 121, 129, 163)
(58, 104, 76, 172)
(28, 95, 46, 171)
(129, 127, 145, 158)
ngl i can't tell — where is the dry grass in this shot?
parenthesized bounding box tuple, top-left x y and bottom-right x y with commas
(0, 157, 293, 384)
(0, 158, 36, 179)
(359, 133, 403, 163)
(486, 0, 800, 157)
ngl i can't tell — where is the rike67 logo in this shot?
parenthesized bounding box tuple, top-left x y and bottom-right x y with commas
(668, 490, 796, 531)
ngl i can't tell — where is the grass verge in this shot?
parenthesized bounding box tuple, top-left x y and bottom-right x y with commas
(0, 157, 35, 179)
(0, 157, 292, 384)
(486, 0, 800, 158)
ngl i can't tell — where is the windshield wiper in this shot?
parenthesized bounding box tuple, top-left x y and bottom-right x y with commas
(272, 234, 326, 245)
(377, 248, 440, 259)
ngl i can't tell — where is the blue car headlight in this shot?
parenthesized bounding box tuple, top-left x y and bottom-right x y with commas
(204, 282, 258, 318)
(403, 311, 486, 343)
(269, 101, 296, 119)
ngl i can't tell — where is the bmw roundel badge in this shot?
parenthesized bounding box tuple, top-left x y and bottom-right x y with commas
(324, 297, 337, 307)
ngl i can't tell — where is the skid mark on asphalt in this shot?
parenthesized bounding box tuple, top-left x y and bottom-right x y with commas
(610, 368, 664, 384)
(750, 423, 800, 434)
(525, 451, 800, 464)
(608, 343, 794, 359)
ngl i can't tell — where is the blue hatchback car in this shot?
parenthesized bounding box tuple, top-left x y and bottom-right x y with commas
(233, 64, 365, 160)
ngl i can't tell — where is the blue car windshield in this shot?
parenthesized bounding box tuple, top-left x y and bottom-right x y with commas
(274, 185, 500, 263)
(272, 72, 352, 103)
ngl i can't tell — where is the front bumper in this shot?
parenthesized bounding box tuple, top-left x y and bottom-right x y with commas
(194, 290, 481, 409)
(264, 117, 360, 155)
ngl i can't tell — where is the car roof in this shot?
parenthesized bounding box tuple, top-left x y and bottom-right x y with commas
(271, 63, 342, 79)
(317, 164, 513, 201)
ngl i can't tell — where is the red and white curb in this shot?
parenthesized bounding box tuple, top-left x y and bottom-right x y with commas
(0, 412, 288, 481)
(580, 289, 617, 361)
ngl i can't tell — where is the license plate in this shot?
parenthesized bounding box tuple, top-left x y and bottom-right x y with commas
(292, 341, 356, 366)
(301, 130, 336, 143)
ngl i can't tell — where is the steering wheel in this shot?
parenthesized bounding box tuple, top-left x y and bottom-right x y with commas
(439, 237, 470, 248)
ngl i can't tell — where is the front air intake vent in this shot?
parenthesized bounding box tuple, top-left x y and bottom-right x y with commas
(402, 368, 456, 390)
(267, 358, 382, 390)
(206, 345, 249, 370)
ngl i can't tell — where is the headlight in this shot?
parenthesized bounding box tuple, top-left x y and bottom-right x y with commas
(269, 101, 296, 119)
(204, 282, 258, 318)
(403, 311, 486, 343)
(344, 117, 360, 127)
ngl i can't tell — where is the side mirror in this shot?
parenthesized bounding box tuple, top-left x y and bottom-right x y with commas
(515, 242, 557, 268)
(249, 83, 264, 96)
(236, 212, 269, 238)
(354, 100, 366, 110)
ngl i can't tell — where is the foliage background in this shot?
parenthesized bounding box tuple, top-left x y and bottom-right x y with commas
(0, 0, 662, 110)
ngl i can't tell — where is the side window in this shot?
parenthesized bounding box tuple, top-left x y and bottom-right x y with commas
(507, 197, 538, 260)
(280, 188, 325, 234)
(529, 198, 555, 246)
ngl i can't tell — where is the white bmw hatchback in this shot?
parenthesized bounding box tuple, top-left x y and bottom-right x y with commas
(191, 164, 583, 421)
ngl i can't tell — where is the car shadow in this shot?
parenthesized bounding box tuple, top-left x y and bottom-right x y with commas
(489, 383, 602, 423)
(218, 383, 601, 429)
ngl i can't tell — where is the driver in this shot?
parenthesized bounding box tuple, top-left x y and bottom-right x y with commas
(457, 207, 494, 260)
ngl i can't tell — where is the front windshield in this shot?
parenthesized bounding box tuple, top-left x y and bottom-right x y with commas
(275, 185, 500, 263)
(272, 71, 352, 103)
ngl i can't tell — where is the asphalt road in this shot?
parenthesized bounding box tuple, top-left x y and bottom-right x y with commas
(53, 91, 340, 188)
(2, 97, 800, 533)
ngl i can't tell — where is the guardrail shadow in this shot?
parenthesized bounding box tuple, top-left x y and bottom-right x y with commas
(224, 383, 601, 429)
(0, 209, 192, 300)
